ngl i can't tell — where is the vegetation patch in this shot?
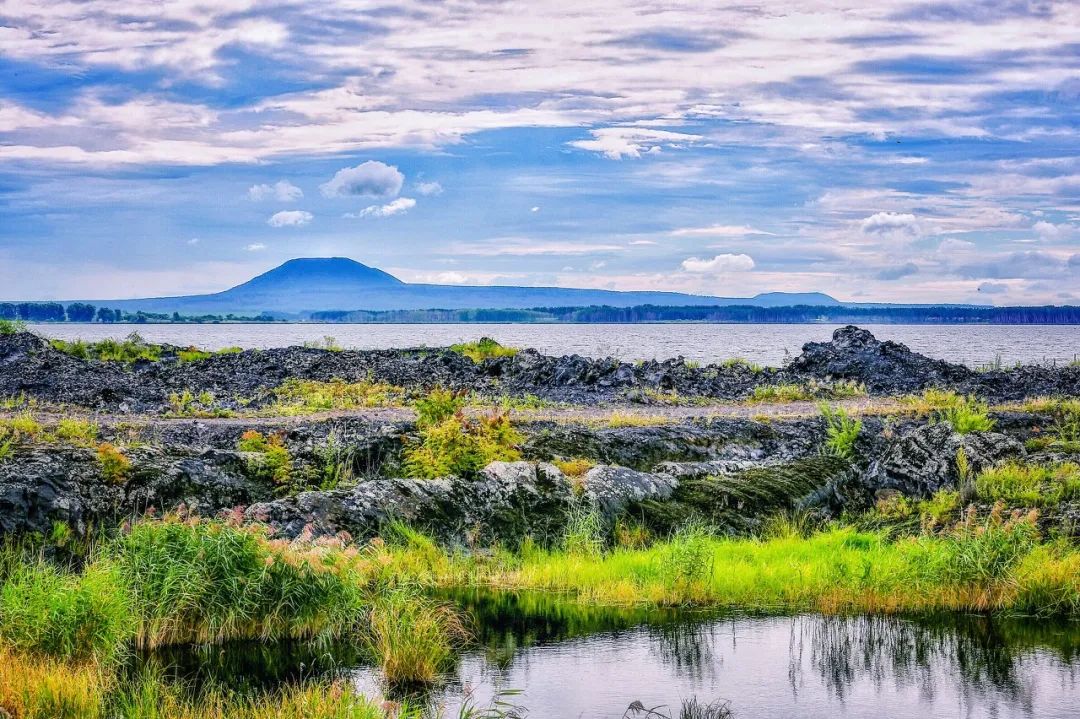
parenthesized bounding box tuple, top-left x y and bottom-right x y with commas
(932, 393, 996, 434)
(449, 337, 519, 363)
(975, 461, 1080, 506)
(95, 443, 131, 485)
(0, 319, 27, 335)
(819, 403, 861, 459)
(51, 332, 163, 363)
(749, 379, 866, 403)
(403, 389, 522, 478)
(237, 430, 294, 488)
(270, 377, 405, 415)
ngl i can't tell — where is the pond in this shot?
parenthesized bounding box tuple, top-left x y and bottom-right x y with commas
(141, 591, 1080, 718)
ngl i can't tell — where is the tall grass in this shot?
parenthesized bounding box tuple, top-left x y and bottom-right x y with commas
(366, 588, 467, 686)
(270, 378, 406, 414)
(114, 518, 368, 648)
(930, 393, 996, 434)
(51, 332, 162, 363)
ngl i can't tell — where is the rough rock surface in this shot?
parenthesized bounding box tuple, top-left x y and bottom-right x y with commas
(245, 461, 575, 542)
(580, 465, 679, 519)
(860, 423, 1026, 498)
(3, 326, 1076, 412)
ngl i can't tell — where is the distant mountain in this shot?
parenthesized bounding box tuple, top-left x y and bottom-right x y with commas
(83, 257, 841, 316)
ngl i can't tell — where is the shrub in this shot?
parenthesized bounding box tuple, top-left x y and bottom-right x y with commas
(0, 319, 27, 335)
(52, 332, 162, 363)
(449, 337, 519, 363)
(819, 403, 861, 459)
(237, 430, 293, 487)
(404, 411, 521, 479)
(96, 443, 131, 485)
(302, 335, 343, 351)
(176, 348, 212, 363)
(660, 523, 715, 586)
(166, 390, 232, 418)
(750, 383, 813, 402)
(404, 390, 521, 479)
(553, 457, 595, 478)
(365, 588, 466, 685)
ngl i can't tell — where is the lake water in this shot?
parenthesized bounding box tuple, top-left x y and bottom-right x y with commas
(147, 591, 1080, 719)
(28, 323, 1080, 367)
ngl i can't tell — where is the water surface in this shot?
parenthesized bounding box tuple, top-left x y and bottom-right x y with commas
(30, 323, 1080, 367)
(145, 592, 1080, 719)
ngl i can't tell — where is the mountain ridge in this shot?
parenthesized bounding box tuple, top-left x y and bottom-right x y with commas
(73, 257, 841, 315)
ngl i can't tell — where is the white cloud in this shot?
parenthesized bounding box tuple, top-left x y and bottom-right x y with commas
(672, 224, 772, 237)
(1033, 220, 1078, 241)
(248, 180, 303, 202)
(681, 254, 755, 273)
(245, 243, 266, 252)
(859, 212, 923, 238)
(531, 206, 540, 213)
(415, 181, 443, 196)
(569, 127, 702, 159)
(187, 237, 200, 245)
(267, 210, 313, 227)
(320, 162, 404, 199)
(349, 197, 416, 218)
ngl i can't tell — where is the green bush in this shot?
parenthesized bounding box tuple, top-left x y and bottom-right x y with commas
(51, 332, 162, 363)
(237, 430, 293, 488)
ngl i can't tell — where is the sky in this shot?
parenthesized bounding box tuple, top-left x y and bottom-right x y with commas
(0, 0, 1078, 304)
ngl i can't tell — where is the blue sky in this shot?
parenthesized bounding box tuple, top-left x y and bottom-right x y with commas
(0, 0, 1077, 304)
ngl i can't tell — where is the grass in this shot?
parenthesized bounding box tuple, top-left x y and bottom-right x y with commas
(819, 403, 861, 459)
(749, 379, 866, 403)
(403, 389, 522, 478)
(603, 411, 674, 428)
(1023, 397, 1080, 453)
(975, 461, 1080, 506)
(553, 457, 595, 480)
(366, 588, 467, 686)
(0, 319, 27, 335)
(51, 333, 163, 363)
(55, 418, 99, 445)
(719, 357, 762, 372)
(166, 390, 233, 418)
(302, 336, 343, 351)
(933, 394, 996, 434)
(449, 337, 519, 363)
(269, 378, 405, 415)
(383, 505, 1079, 616)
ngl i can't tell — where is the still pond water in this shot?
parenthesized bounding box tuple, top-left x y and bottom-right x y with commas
(148, 591, 1080, 719)
(30, 323, 1080, 368)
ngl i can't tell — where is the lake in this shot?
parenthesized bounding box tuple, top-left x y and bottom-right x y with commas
(145, 591, 1080, 719)
(30, 322, 1080, 367)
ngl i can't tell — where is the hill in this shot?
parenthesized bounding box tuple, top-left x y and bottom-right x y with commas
(79, 257, 840, 315)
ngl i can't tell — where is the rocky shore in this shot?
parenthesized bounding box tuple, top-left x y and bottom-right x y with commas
(1, 325, 1078, 544)
(1, 326, 1077, 413)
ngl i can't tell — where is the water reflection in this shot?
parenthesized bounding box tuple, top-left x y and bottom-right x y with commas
(138, 592, 1080, 718)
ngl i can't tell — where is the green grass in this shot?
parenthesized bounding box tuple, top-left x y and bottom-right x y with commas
(720, 357, 763, 372)
(269, 378, 405, 415)
(165, 390, 233, 418)
(819, 403, 861, 459)
(54, 418, 99, 445)
(749, 379, 866, 403)
(0, 319, 27, 335)
(366, 588, 467, 686)
(51, 333, 163, 363)
(449, 337, 519, 363)
(975, 461, 1080, 506)
(384, 507, 1078, 616)
(934, 394, 996, 434)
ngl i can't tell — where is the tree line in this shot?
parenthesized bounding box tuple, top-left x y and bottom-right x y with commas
(0, 303, 276, 324)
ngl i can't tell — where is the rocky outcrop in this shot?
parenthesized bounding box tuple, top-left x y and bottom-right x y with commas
(580, 465, 678, 520)
(860, 423, 1026, 498)
(2, 327, 1077, 411)
(244, 461, 575, 543)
